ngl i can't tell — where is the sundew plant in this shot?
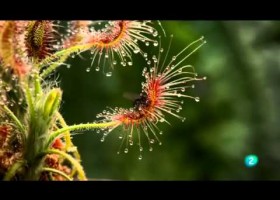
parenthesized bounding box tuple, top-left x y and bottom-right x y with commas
(0, 20, 206, 180)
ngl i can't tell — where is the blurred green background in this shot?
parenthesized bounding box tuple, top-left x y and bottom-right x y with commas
(56, 21, 280, 180)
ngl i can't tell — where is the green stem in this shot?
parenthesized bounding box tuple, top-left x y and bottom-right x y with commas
(4, 160, 25, 180)
(39, 44, 93, 78)
(43, 149, 87, 180)
(34, 72, 42, 97)
(56, 112, 81, 177)
(41, 167, 73, 181)
(3, 105, 26, 138)
(47, 121, 118, 148)
(40, 54, 69, 79)
(24, 83, 35, 119)
(56, 112, 74, 152)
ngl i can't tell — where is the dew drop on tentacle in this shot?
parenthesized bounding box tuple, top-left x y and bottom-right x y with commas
(133, 48, 140, 54)
(153, 31, 158, 37)
(139, 146, 143, 152)
(106, 72, 112, 77)
(124, 148, 129, 153)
